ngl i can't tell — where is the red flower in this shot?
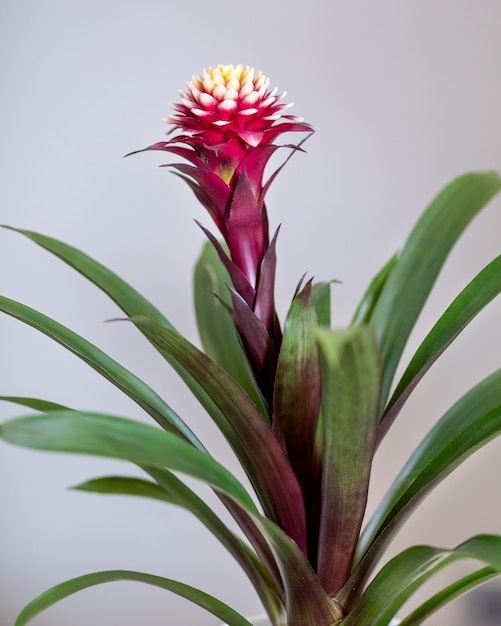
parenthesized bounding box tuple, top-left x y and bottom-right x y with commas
(134, 65, 312, 406)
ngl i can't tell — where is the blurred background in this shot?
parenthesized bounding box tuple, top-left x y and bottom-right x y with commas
(1, 1, 501, 624)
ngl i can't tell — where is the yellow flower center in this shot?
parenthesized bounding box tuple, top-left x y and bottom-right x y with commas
(189, 64, 269, 104)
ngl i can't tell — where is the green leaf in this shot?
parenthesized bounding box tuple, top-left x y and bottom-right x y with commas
(351, 253, 398, 326)
(400, 566, 499, 625)
(1, 227, 229, 450)
(248, 514, 344, 626)
(316, 326, 381, 595)
(273, 280, 321, 515)
(339, 535, 501, 626)
(311, 281, 332, 327)
(74, 467, 284, 618)
(129, 317, 308, 556)
(347, 403, 501, 601)
(0, 411, 257, 512)
(0, 396, 73, 412)
(357, 369, 501, 567)
(0, 295, 200, 447)
(72, 475, 178, 503)
(14, 569, 255, 626)
(146, 465, 285, 617)
(381, 254, 501, 440)
(193, 241, 268, 417)
(369, 171, 501, 411)
(0, 411, 342, 626)
(1, 226, 172, 326)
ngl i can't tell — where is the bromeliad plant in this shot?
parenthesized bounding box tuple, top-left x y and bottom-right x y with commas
(1, 64, 501, 626)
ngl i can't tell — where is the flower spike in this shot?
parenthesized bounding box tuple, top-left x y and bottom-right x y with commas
(133, 65, 312, 408)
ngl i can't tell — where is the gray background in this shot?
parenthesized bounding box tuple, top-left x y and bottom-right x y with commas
(1, 1, 501, 624)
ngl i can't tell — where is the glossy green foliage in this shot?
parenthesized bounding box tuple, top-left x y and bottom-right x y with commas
(368, 171, 501, 411)
(14, 570, 256, 626)
(1, 169, 501, 626)
(341, 535, 501, 625)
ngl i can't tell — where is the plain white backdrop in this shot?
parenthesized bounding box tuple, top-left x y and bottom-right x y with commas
(1, 1, 501, 625)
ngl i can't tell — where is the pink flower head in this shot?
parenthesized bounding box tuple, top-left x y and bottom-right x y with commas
(134, 65, 312, 379)
(164, 64, 309, 183)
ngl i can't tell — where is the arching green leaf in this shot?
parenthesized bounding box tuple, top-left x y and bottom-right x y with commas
(339, 535, 501, 625)
(400, 566, 499, 625)
(0, 411, 256, 512)
(381, 255, 501, 441)
(369, 172, 501, 411)
(0, 295, 200, 447)
(14, 569, 255, 626)
(129, 317, 308, 556)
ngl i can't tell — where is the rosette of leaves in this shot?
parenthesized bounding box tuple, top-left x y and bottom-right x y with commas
(1, 66, 501, 626)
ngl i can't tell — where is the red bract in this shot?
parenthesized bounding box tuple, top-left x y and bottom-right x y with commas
(135, 65, 310, 297)
(133, 65, 312, 407)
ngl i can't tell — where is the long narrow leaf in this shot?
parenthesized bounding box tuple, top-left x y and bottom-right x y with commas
(1, 229, 288, 606)
(75, 467, 284, 618)
(339, 535, 501, 625)
(347, 404, 501, 601)
(316, 327, 381, 595)
(0, 226, 172, 326)
(311, 281, 332, 327)
(73, 475, 178, 503)
(273, 280, 321, 532)
(400, 566, 499, 625)
(14, 569, 255, 626)
(0, 396, 73, 412)
(1, 227, 231, 450)
(380, 254, 501, 441)
(0, 295, 200, 447)
(358, 369, 501, 562)
(1, 226, 286, 570)
(351, 254, 398, 326)
(0, 411, 257, 512)
(251, 515, 344, 626)
(369, 171, 501, 410)
(129, 317, 308, 555)
(1, 411, 342, 626)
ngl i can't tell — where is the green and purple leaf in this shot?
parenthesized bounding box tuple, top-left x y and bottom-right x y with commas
(251, 516, 344, 626)
(128, 317, 308, 555)
(272, 280, 322, 553)
(315, 326, 381, 595)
